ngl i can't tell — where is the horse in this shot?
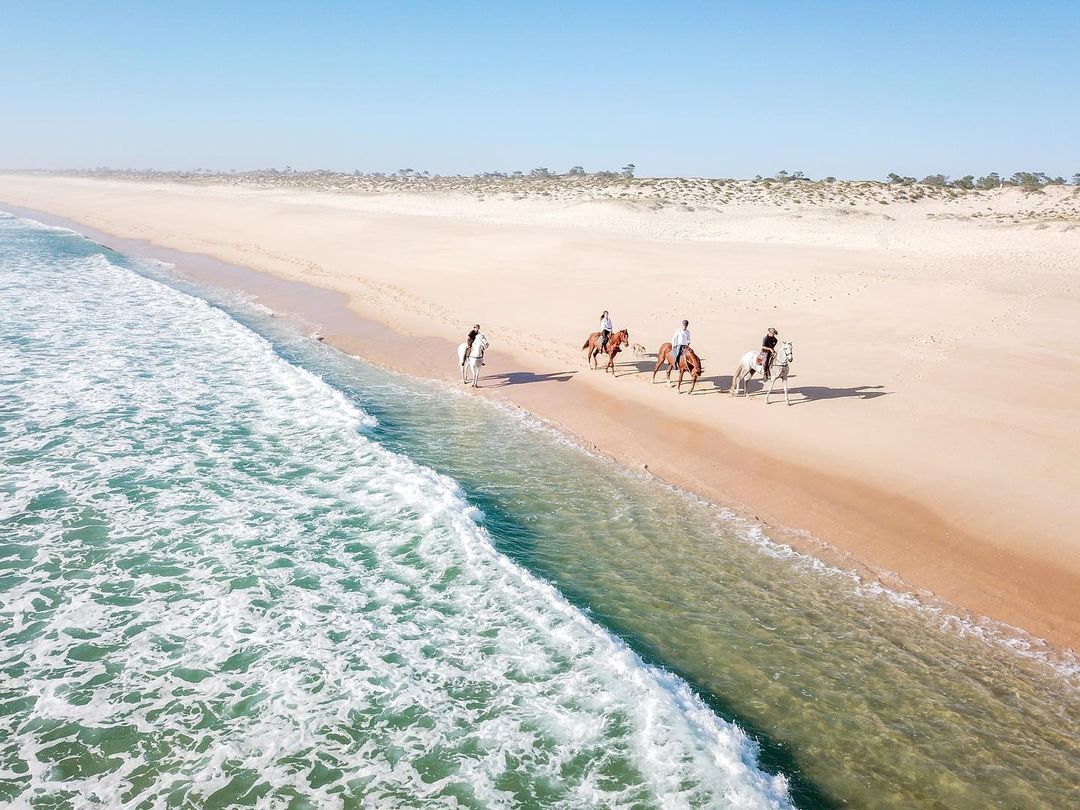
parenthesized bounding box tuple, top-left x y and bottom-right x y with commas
(730, 341, 794, 404)
(581, 328, 630, 373)
(457, 333, 489, 387)
(652, 343, 703, 393)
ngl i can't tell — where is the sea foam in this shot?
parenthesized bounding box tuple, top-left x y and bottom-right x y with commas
(0, 213, 791, 807)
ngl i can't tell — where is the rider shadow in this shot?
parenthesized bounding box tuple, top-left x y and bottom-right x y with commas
(789, 384, 890, 404)
(622, 358, 659, 375)
(486, 370, 578, 387)
(697, 374, 734, 393)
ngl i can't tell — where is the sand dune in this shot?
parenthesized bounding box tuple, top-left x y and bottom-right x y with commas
(3, 172, 1078, 649)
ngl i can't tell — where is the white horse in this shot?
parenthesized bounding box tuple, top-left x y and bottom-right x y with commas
(731, 341, 794, 404)
(457, 333, 489, 387)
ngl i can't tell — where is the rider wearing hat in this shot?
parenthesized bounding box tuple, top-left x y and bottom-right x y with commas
(761, 327, 779, 380)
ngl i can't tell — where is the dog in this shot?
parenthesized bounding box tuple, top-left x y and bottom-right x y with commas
(631, 342, 647, 357)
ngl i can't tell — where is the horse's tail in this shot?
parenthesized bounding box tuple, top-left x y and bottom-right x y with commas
(581, 338, 591, 350)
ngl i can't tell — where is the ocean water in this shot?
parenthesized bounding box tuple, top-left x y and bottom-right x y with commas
(0, 212, 1077, 809)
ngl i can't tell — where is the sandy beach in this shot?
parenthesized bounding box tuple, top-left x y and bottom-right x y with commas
(3, 171, 1079, 650)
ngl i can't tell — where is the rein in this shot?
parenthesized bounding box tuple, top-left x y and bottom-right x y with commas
(768, 345, 792, 369)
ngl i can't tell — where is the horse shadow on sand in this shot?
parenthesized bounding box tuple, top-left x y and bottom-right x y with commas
(618, 357, 660, 376)
(613, 357, 727, 394)
(786, 384, 890, 404)
(695, 373, 734, 393)
(730, 375, 890, 404)
(485, 370, 578, 387)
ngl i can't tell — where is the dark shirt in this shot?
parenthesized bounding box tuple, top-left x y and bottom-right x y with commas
(467, 329, 479, 341)
(762, 334, 777, 350)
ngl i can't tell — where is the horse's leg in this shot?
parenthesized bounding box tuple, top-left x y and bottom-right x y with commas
(766, 375, 777, 404)
(689, 373, 697, 394)
(677, 369, 684, 391)
(784, 373, 790, 405)
(652, 354, 664, 382)
(472, 361, 480, 388)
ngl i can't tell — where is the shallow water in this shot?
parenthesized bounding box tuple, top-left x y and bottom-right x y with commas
(1, 213, 1077, 808)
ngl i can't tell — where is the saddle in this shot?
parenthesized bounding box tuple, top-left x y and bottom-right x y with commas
(756, 351, 767, 367)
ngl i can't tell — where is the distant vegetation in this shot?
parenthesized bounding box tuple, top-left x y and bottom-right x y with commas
(51, 165, 1079, 190)
(887, 170, 1074, 192)
(22, 167, 1080, 223)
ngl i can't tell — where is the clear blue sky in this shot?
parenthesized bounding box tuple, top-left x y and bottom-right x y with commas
(3, 1, 1076, 179)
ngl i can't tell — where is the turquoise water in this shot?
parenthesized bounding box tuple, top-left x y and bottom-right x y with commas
(1, 213, 1078, 808)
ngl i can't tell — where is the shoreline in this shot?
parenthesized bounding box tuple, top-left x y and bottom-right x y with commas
(2, 177, 1078, 653)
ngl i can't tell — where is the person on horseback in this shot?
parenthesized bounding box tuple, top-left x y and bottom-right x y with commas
(672, 320, 691, 368)
(761, 327, 778, 380)
(463, 324, 480, 367)
(599, 311, 613, 351)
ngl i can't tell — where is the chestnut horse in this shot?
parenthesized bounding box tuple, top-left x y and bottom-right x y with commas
(581, 328, 629, 373)
(652, 343, 703, 393)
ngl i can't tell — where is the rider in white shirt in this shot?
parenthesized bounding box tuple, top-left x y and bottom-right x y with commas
(671, 320, 691, 367)
(599, 310, 613, 351)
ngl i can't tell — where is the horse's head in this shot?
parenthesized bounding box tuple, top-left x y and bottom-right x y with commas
(781, 341, 793, 363)
(617, 329, 629, 346)
(477, 334, 489, 350)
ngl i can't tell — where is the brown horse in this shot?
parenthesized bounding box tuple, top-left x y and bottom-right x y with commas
(652, 342, 703, 393)
(581, 328, 629, 373)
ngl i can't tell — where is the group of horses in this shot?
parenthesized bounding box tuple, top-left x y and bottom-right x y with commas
(583, 328, 795, 404)
(459, 327, 795, 404)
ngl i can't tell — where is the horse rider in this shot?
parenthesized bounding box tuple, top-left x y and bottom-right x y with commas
(599, 310, 613, 351)
(463, 324, 480, 367)
(671, 320, 691, 368)
(761, 327, 779, 380)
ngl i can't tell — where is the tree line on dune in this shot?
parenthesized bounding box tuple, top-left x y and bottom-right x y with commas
(45, 166, 1080, 191)
(885, 171, 1078, 191)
